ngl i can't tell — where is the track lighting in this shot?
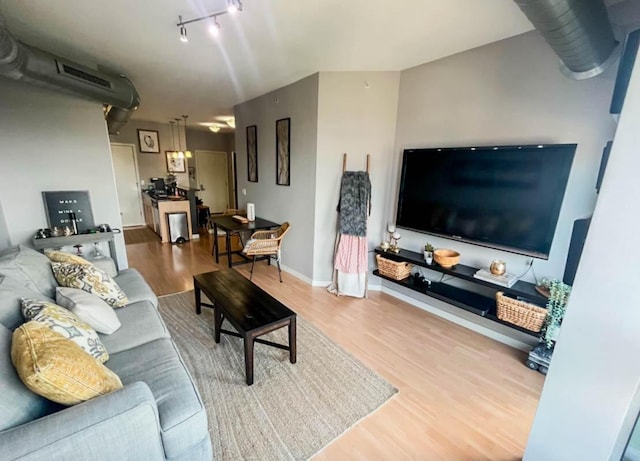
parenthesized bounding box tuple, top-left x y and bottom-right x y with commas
(176, 1, 243, 42)
(227, 0, 239, 14)
(209, 18, 221, 37)
(209, 125, 221, 133)
(179, 17, 188, 43)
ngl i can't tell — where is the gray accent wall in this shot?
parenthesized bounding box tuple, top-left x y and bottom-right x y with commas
(0, 77, 127, 267)
(524, 46, 640, 460)
(314, 72, 400, 283)
(389, 31, 617, 282)
(234, 74, 319, 281)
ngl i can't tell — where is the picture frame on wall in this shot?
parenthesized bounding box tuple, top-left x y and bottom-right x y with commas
(276, 118, 290, 186)
(247, 125, 258, 182)
(138, 129, 160, 153)
(166, 151, 186, 173)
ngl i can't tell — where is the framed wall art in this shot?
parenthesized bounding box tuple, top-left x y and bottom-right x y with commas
(137, 129, 160, 153)
(276, 118, 290, 186)
(166, 152, 186, 173)
(247, 125, 258, 182)
(42, 190, 95, 232)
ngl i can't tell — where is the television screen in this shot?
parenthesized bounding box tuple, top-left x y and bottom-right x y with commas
(396, 144, 576, 259)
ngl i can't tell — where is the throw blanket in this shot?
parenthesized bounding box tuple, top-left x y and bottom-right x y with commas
(337, 172, 371, 237)
(328, 171, 371, 298)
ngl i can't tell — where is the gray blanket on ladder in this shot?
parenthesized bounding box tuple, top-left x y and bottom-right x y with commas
(337, 171, 371, 236)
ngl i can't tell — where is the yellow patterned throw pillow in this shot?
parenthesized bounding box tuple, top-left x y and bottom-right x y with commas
(51, 262, 128, 308)
(45, 250, 92, 266)
(11, 322, 122, 406)
(21, 299, 109, 363)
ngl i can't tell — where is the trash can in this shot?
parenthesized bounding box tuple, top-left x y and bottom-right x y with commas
(167, 212, 189, 244)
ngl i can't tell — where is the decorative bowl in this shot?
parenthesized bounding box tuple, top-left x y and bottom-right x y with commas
(434, 249, 460, 268)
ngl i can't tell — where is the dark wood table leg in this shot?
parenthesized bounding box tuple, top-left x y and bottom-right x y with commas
(226, 231, 232, 268)
(245, 334, 255, 385)
(289, 317, 297, 364)
(194, 283, 202, 315)
(214, 306, 222, 343)
(213, 222, 219, 262)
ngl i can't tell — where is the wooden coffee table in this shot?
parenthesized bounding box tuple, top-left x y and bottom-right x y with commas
(193, 269, 297, 385)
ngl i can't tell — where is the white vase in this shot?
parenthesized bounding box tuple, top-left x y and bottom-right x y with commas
(424, 251, 433, 264)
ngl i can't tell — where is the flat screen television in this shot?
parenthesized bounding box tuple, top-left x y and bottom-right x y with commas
(396, 144, 576, 259)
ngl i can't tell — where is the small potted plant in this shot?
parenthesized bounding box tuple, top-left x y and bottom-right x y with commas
(526, 279, 571, 374)
(424, 243, 434, 264)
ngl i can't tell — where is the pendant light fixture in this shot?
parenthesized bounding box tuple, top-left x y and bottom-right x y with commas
(169, 120, 178, 158)
(181, 115, 192, 159)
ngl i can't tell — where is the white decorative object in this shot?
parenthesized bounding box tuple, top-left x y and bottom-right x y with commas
(247, 203, 256, 222)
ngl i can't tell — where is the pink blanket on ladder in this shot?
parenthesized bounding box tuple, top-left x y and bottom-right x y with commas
(334, 235, 368, 273)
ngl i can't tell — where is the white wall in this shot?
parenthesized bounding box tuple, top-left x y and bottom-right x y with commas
(0, 77, 127, 267)
(314, 72, 400, 283)
(524, 46, 640, 461)
(109, 120, 190, 188)
(234, 74, 319, 280)
(389, 31, 617, 282)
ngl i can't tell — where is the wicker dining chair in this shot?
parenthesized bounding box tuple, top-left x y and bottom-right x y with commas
(242, 222, 290, 282)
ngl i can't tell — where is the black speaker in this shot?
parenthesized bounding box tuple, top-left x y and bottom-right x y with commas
(596, 141, 613, 194)
(610, 28, 640, 115)
(563, 217, 591, 286)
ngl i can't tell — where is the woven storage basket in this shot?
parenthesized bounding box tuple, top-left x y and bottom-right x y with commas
(376, 254, 412, 280)
(495, 291, 547, 332)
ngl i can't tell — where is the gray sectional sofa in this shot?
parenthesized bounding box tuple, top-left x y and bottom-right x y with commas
(0, 242, 213, 460)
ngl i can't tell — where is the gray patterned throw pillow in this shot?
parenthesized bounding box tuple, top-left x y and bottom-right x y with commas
(21, 299, 109, 363)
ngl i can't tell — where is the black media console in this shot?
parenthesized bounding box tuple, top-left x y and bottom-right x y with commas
(373, 248, 547, 337)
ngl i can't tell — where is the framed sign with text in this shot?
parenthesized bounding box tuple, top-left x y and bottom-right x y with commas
(42, 190, 95, 233)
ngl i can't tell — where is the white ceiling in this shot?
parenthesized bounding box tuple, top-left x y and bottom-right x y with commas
(0, 0, 535, 130)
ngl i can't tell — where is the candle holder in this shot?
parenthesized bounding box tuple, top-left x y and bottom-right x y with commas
(389, 231, 401, 253)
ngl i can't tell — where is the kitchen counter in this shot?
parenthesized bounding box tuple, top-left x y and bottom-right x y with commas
(142, 193, 192, 243)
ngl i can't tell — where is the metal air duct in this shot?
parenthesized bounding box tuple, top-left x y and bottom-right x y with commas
(513, 0, 618, 79)
(0, 15, 139, 134)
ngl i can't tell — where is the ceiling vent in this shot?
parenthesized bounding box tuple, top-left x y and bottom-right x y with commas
(513, 0, 619, 79)
(0, 14, 139, 134)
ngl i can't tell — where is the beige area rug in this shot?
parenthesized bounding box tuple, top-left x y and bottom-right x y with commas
(158, 291, 397, 460)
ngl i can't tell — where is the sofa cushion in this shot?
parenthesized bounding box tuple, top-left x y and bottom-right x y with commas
(56, 287, 121, 335)
(22, 299, 109, 363)
(98, 300, 169, 354)
(0, 274, 54, 330)
(113, 268, 158, 307)
(107, 338, 209, 459)
(0, 323, 54, 431)
(0, 245, 58, 298)
(11, 322, 123, 406)
(52, 262, 128, 308)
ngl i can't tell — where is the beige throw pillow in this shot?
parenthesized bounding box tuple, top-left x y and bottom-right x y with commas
(11, 322, 122, 406)
(51, 262, 128, 308)
(56, 287, 121, 335)
(21, 299, 109, 363)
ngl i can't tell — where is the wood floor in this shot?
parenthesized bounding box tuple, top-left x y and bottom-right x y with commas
(125, 229, 544, 460)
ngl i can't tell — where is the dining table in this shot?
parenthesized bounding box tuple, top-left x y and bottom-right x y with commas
(210, 215, 281, 268)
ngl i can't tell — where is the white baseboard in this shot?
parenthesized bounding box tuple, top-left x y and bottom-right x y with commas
(280, 264, 314, 285)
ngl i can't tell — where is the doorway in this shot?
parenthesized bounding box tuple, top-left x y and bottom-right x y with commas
(196, 150, 229, 214)
(110, 143, 144, 226)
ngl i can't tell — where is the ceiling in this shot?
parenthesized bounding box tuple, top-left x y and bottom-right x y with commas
(0, 0, 537, 131)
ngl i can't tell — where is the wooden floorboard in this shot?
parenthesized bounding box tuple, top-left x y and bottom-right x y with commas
(125, 232, 544, 460)
(123, 226, 160, 245)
